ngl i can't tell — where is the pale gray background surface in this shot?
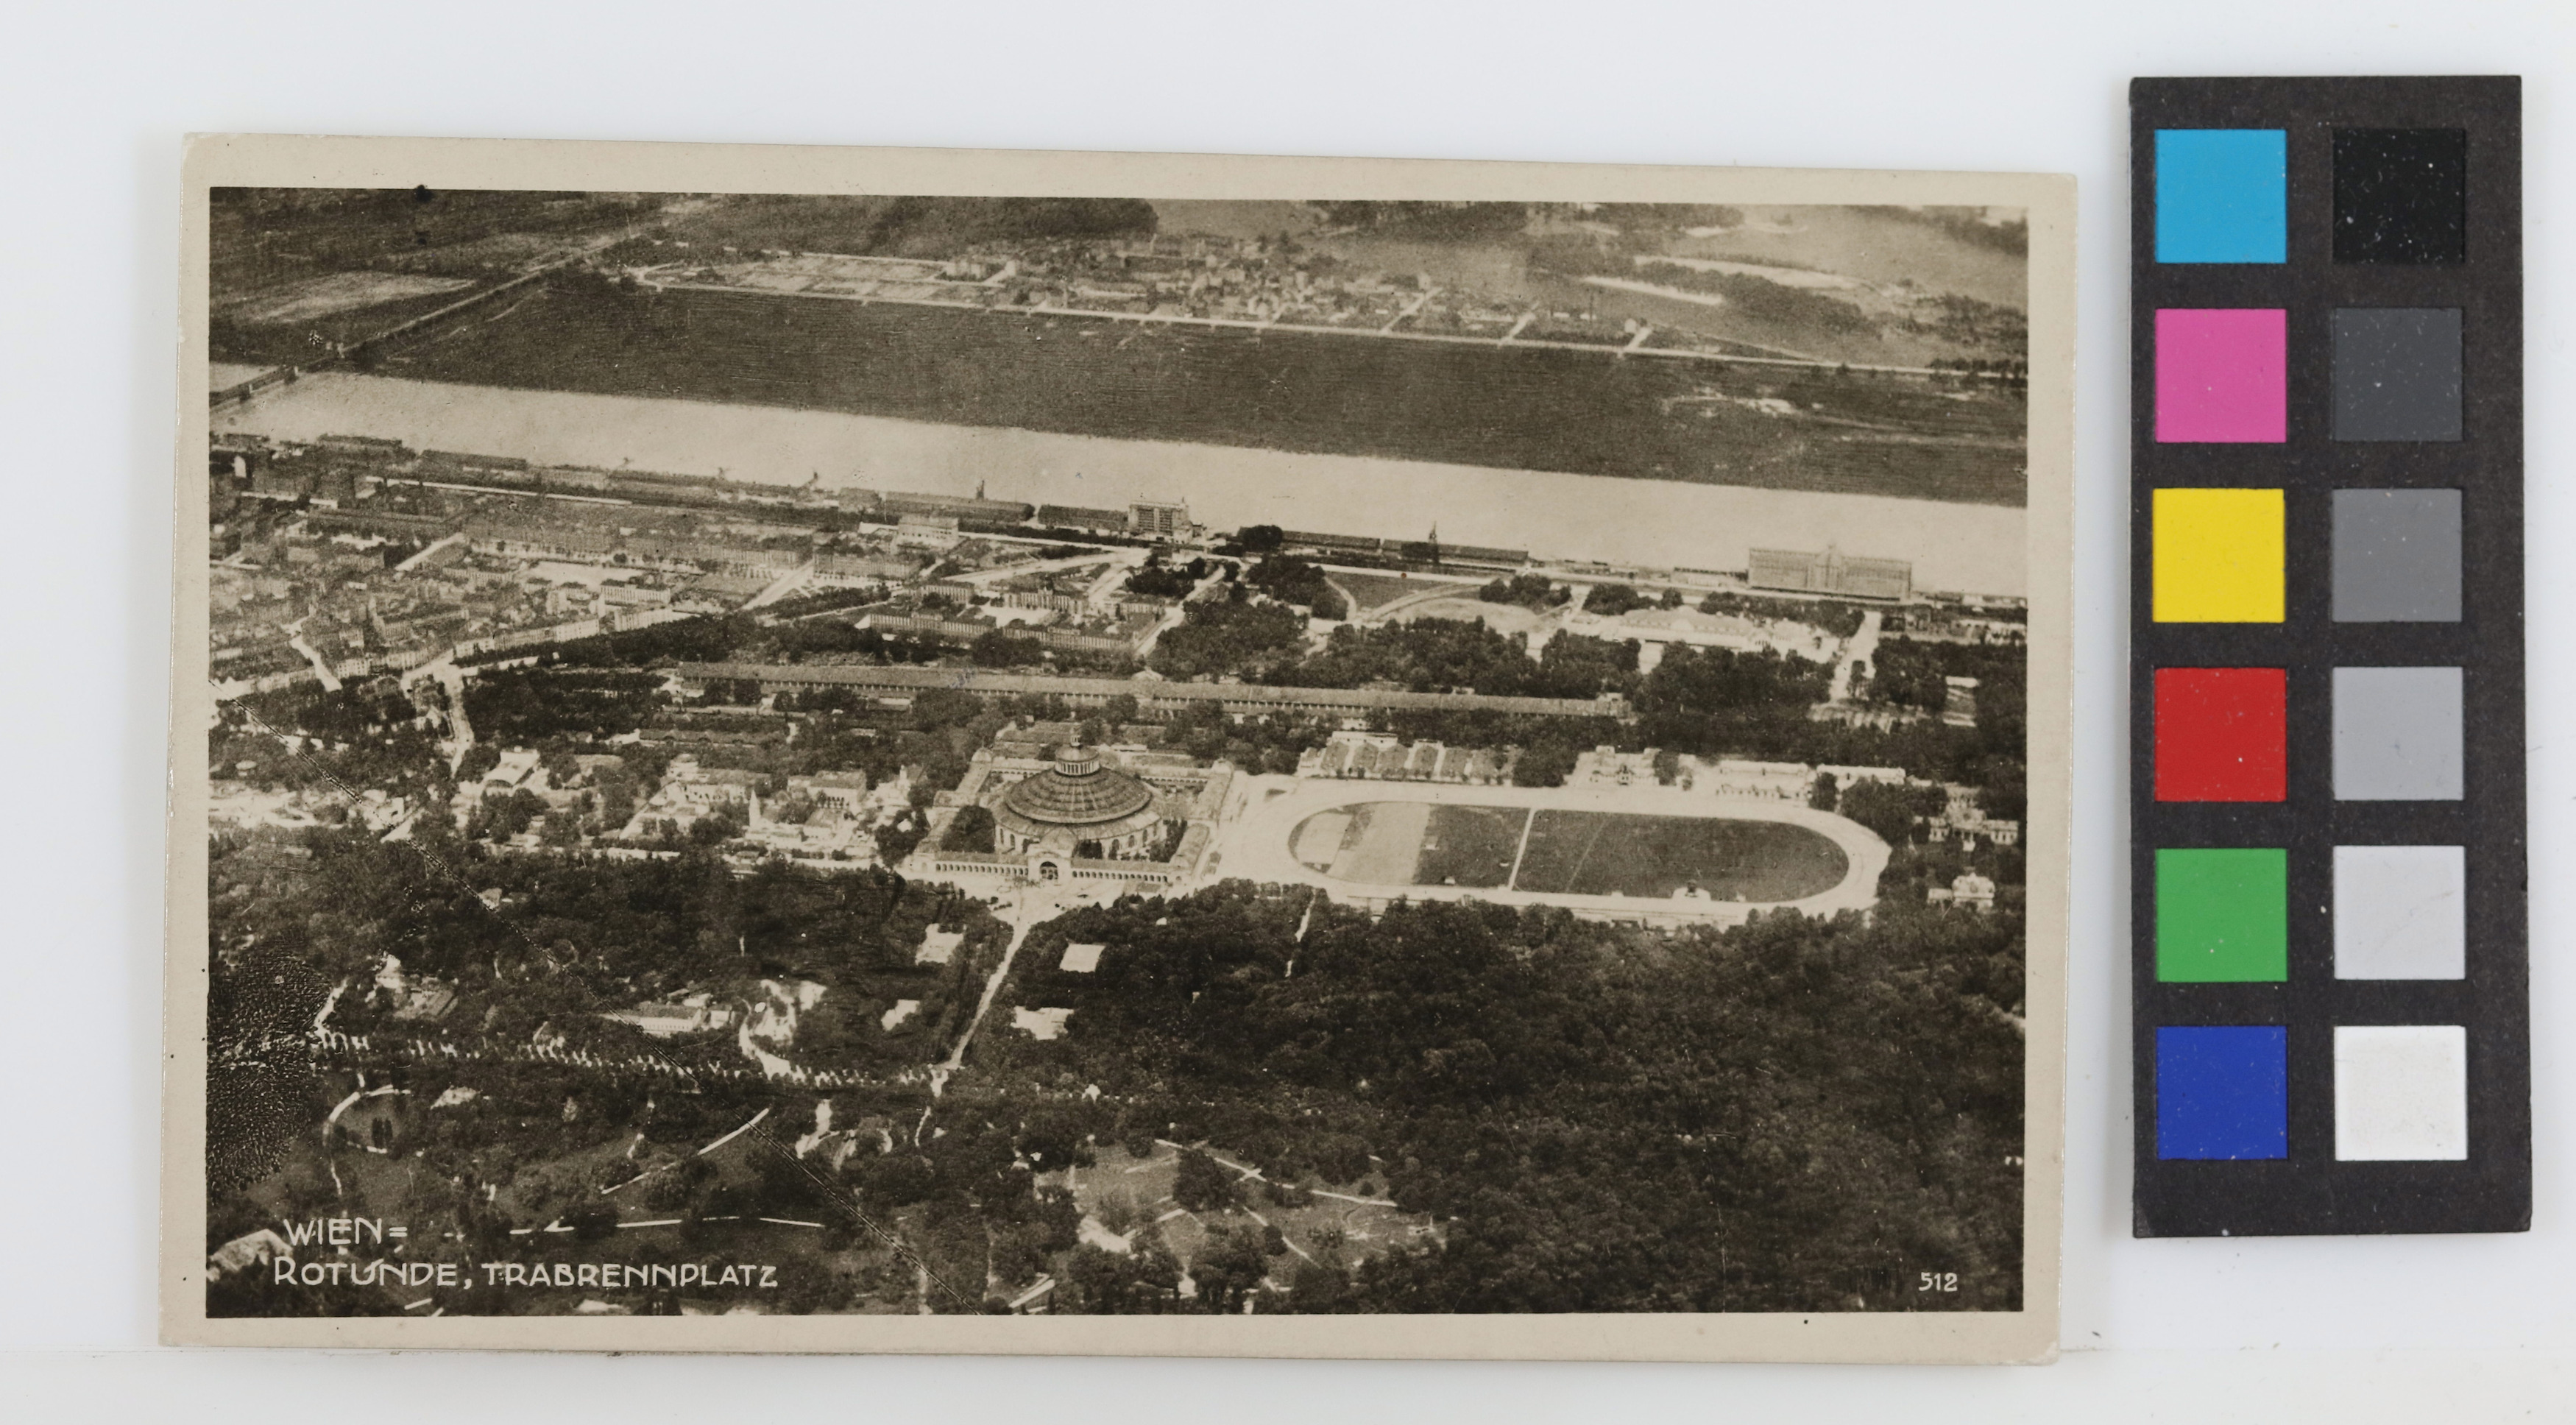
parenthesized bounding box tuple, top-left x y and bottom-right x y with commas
(1, 0, 2570, 1417)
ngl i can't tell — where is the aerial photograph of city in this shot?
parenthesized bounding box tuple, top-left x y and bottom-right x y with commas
(194, 182, 2038, 1322)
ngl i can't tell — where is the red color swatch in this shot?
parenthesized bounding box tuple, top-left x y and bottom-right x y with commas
(2155, 668, 2287, 802)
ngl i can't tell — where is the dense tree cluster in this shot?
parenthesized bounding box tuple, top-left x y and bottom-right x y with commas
(461, 613, 757, 670)
(463, 668, 662, 744)
(1122, 555, 1208, 600)
(1696, 590, 1868, 639)
(970, 882, 2024, 1313)
(1477, 573, 1568, 609)
(1241, 554, 1346, 619)
(1146, 589, 1306, 681)
(1579, 582, 1660, 618)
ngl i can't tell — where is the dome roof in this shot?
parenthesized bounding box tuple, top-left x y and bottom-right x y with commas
(998, 746, 1156, 828)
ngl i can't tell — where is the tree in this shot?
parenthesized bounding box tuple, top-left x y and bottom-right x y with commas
(943, 805, 997, 855)
(1808, 770, 1840, 811)
(1172, 1148, 1237, 1212)
(456, 743, 501, 783)
(1583, 582, 1655, 618)
(1510, 738, 1579, 788)
(970, 629, 1041, 668)
(1190, 1225, 1270, 1313)
(1839, 779, 1944, 845)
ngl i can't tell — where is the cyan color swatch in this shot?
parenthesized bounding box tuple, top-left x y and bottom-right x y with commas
(2157, 130, 2288, 263)
(2156, 1025, 2290, 1160)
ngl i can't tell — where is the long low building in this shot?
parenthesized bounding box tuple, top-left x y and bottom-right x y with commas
(675, 662, 1631, 721)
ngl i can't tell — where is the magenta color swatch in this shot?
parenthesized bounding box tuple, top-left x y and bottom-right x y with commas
(2156, 308, 2287, 443)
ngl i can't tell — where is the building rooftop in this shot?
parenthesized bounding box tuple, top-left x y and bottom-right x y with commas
(1059, 941, 1107, 974)
(999, 747, 1154, 829)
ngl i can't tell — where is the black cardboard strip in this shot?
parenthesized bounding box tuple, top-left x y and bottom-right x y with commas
(2130, 76, 2526, 1237)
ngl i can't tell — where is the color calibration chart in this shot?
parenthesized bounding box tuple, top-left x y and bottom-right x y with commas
(2130, 77, 2525, 1236)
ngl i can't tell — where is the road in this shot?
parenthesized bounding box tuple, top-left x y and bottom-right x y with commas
(286, 633, 342, 693)
(1128, 562, 1233, 664)
(739, 561, 815, 610)
(1380, 286, 1438, 333)
(1827, 607, 1885, 704)
(936, 884, 1047, 1078)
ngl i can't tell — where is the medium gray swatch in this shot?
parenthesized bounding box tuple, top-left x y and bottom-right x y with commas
(2333, 488, 2462, 621)
(2334, 666, 2463, 800)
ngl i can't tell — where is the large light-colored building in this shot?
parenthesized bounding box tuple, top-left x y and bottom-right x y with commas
(1129, 499, 1190, 538)
(1746, 546, 1913, 601)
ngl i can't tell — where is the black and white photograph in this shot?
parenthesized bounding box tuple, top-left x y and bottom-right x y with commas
(169, 138, 2071, 1360)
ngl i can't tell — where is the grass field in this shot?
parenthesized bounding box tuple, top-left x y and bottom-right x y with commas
(1395, 597, 1546, 636)
(1295, 801, 1848, 902)
(1330, 572, 1476, 618)
(1512, 811, 1850, 901)
(1415, 804, 1526, 888)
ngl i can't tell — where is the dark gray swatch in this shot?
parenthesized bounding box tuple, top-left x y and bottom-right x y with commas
(2333, 308, 2462, 441)
(2333, 489, 2462, 621)
(2334, 666, 2463, 800)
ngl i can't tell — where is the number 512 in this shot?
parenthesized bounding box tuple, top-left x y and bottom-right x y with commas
(1917, 1271, 1958, 1293)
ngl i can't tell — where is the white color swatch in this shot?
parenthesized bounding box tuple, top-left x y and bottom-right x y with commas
(2333, 845, 2467, 980)
(2335, 1025, 2470, 1161)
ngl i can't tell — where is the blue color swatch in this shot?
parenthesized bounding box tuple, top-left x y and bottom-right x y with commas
(2157, 130, 2288, 264)
(2156, 1025, 2289, 1159)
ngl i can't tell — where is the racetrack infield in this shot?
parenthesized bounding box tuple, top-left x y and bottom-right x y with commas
(1289, 802, 1853, 902)
(1513, 810, 1850, 901)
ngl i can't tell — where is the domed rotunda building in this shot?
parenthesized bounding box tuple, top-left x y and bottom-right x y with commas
(992, 745, 1167, 860)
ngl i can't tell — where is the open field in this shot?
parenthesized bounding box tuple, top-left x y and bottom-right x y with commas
(211, 284, 512, 367)
(1514, 810, 1850, 901)
(1314, 801, 1430, 885)
(349, 280, 2029, 506)
(219, 272, 480, 326)
(1395, 597, 1549, 636)
(1326, 572, 1467, 618)
(1415, 803, 1526, 888)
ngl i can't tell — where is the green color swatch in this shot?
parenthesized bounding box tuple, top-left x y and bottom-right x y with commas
(2156, 848, 2289, 982)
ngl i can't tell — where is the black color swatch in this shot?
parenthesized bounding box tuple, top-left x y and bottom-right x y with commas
(2334, 127, 2468, 264)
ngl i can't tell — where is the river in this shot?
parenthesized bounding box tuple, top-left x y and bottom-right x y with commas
(213, 373, 2027, 596)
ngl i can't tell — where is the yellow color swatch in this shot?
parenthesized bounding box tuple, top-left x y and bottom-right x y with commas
(2154, 487, 2285, 622)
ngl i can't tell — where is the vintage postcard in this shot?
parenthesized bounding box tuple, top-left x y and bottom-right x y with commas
(166, 136, 2072, 1361)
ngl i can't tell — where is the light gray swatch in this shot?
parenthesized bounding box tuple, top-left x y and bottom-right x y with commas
(2333, 308, 2463, 442)
(2333, 489, 2462, 621)
(2334, 666, 2463, 800)
(2333, 844, 2466, 979)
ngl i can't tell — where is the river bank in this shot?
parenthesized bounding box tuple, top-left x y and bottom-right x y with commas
(214, 373, 2027, 596)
